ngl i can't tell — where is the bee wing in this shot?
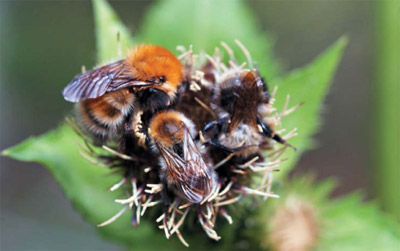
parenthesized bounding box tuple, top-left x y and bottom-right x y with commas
(157, 130, 214, 204)
(158, 143, 186, 175)
(181, 128, 214, 203)
(157, 144, 201, 202)
(62, 60, 152, 102)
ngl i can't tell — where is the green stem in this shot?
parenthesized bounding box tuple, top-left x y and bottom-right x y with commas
(372, 0, 400, 221)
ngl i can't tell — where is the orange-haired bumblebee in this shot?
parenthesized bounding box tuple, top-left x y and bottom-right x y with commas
(62, 44, 183, 145)
(202, 70, 293, 157)
(148, 110, 216, 204)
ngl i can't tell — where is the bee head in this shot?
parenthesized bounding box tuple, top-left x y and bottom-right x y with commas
(126, 44, 183, 98)
(149, 111, 195, 147)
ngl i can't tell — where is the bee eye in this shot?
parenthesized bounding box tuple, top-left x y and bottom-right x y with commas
(159, 76, 166, 83)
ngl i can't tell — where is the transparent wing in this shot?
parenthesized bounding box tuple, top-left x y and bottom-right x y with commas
(157, 130, 214, 204)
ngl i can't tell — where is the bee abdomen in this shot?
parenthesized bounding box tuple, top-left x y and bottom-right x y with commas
(75, 102, 112, 144)
(75, 90, 135, 144)
(89, 102, 124, 126)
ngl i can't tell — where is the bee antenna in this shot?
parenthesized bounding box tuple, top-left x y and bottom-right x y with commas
(284, 142, 297, 151)
(272, 134, 297, 151)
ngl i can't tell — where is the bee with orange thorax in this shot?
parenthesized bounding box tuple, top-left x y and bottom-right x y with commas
(62, 45, 183, 145)
(201, 70, 294, 158)
(148, 110, 216, 204)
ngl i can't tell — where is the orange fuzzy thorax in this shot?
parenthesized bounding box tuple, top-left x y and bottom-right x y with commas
(149, 111, 186, 147)
(126, 45, 183, 95)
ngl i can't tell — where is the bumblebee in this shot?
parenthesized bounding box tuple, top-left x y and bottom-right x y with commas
(148, 110, 216, 204)
(202, 70, 293, 157)
(62, 44, 183, 145)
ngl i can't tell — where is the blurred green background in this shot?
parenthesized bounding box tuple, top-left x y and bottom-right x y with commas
(1, 0, 396, 250)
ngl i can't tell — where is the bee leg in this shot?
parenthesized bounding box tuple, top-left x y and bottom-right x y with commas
(199, 117, 228, 141)
(198, 121, 218, 141)
(118, 129, 135, 154)
(257, 117, 296, 150)
(206, 140, 247, 154)
(202, 118, 253, 153)
(161, 179, 170, 208)
(142, 130, 151, 149)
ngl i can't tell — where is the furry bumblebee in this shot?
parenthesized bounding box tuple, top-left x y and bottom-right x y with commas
(63, 45, 183, 145)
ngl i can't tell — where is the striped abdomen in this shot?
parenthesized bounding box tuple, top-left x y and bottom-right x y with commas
(75, 89, 135, 145)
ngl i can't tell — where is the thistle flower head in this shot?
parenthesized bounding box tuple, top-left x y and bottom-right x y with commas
(68, 41, 300, 247)
(267, 197, 319, 251)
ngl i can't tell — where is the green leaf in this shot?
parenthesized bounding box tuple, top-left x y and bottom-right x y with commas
(318, 193, 400, 251)
(138, 0, 281, 79)
(271, 37, 348, 178)
(92, 0, 134, 63)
